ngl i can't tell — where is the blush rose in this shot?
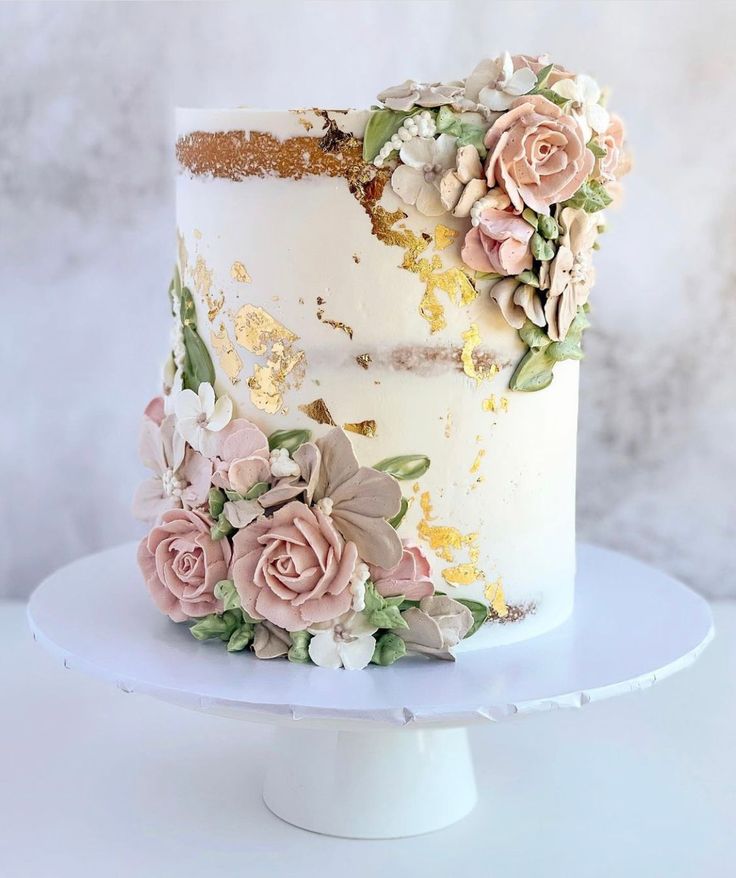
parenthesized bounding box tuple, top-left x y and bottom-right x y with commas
(369, 541, 434, 600)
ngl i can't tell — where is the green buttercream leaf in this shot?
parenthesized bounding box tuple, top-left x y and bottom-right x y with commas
(436, 106, 487, 157)
(530, 63, 554, 92)
(210, 512, 235, 542)
(510, 308, 591, 392)
(368, 604, 408, 630)
(224, 489, 244, 502)
(474, 270, 503, 281)
(371, 632, 407, 666)
(179, 286, 197, 326)
(535, 87, 568, 107)
(227, 623, 255, 652)
(362, 108, 421, 162)
(214, 579, 241, 612)
(182, 324, 216, 391)
(509, 347, 556, 392)
(537, 214, 559, 240)
(547, 307, 591, 362)
(373, 454, 430, 480)
(519, 320, 551, 350)
(268, 428, 312, 453)
(516, 269, 540, 288)
(190, 610, 241, 642)
(531, 232, 556, 262)
(244, 481, 270, 500)
(288, 630, 312, 664)
(587, 139, 607, 159)
(388, 497, 409, 530)
(454, 598, 488, 639)
(208, 487, 226, 519)
(363, 580, 384, 614)
(563, 179, 613, 213)
(521, 208, 539, 229)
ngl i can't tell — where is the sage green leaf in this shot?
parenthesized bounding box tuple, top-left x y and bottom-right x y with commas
(368, 604, 408, 630)
(587, 139, 607, 159)
(363, 108, 420, 162)
(388, 497, 409, 530)
(227, 623, 255, 652)
(535, 87, 568, 107)
(208, 487, 226, 519)
(179, 286, 197, 326)
(454, 598, 488, 639)
(563, 179, 613, 213)
(519, 319, 551, 350)
(398, 599, 421, 612)
(190, 611, 240, 642)
(244, 481, 269, 500)
(474, 270, 503, 281)
(516, 269, 540, 288)
(224, 489, 244, 502)
(531, 232, 556, 262)
(363, 581, 384, 614)
(509, 347, 556, 392)
(214, 579, 241, 612)
(182, 325, 216, 391)
(288, 630, 312, 664)
(530, 63, 554, 92)
(436, 106, 487, 157)
(371, 632, 407, 666)
(522, 208, 539, 229)
(373, 454, 430, 480)
(547, 307, 590, 362)
(537, 214, 559, 240)
(210, 512, 235, 542)
(268, 428, 312, 453)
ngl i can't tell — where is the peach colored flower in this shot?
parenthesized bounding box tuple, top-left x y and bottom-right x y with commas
(484, 94, 594, 215)
(210, 418, 271, 494)
(595, 114, 629, 183)
(231, 501, 358, 631)
(138, 508, 231, 622)
(369, 541, 434, 600)
(461, 207, 533, 275)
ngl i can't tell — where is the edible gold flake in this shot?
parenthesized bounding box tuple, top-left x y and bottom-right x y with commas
(417, 491, 482, 583)
(193, 229, 202, 240)
(248, 342, 305, 414)
(442, 547, 484, 586)
(483, 395, 509, 413)
(353, 253, 361, 264)
(434, 224, 458, 251)
(192, 255, 213, 297)
(444, 410, 452, 439)
(231, 261, 252, 283)
(344, 420, 377, 437)
(461, 324, 499, 383)
(234, 304, 297, 355)
(356, 354, 372, 370)
(177, 229, 188, 278)
(318, 313, 354, 339)
(299, 398, 336, 426)
(210, 323, 243, 382)
(470, 449, 486, 474)
(484, 578, 509, 618)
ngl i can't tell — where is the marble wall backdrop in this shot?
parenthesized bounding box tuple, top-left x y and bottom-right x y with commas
(2, 0, 735, 599)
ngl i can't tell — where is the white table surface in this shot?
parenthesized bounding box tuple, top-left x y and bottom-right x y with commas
(1, 599, 734, 878)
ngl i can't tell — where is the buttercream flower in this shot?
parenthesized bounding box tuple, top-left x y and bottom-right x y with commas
(484, 94, 594, 215)
(252, 621, 291, 659)
(488, 277, 545, 330)
(162, 362, 183, 416)
(511, 54, 571, 87)
(231, 501, 358, 631)
(391, 134, 458, 216)
(550, 74, 609, 142)
(259, 428, 403, 569)
(308, 611, 377, 670)
(137, 508, 231, 622)
(463, 52, 538, 112)
(394, 595, 474, 660)
(133, 412, 213, 522)
(595, 114, 628, 183)
(175, 382, 233, 456)
(540, 206, 598, 340)
(370, 542, 434, 600)
(210, 418, 271, 493)
(439, 144, 488, 217)
(377, 79, 463, 112)
(461, 206, 534, 276)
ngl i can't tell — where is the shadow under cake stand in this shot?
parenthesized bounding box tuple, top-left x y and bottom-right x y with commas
(27, 542, 713, 839)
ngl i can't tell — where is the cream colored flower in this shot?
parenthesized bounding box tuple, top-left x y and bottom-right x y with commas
(174, 382, 233, 455)
(541, 207, 598, 340)
(464, 53, 538, 112)
(551, 74, 610, 142)
(439, 144, 488, 217)
(308, 611, 378, 671)
(394, 595, 474, 661)
(377, 79, 463, 112)
(489, 278, 546, 330)
(391, 134, 458, 216)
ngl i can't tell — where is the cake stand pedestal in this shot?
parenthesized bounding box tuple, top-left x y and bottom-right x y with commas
(27, 542, 713, 839)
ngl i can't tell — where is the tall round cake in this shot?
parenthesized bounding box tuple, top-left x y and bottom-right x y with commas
(135, 54, 628, 669)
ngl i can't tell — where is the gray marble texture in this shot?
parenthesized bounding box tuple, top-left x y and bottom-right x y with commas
(2, 0, 735, 599)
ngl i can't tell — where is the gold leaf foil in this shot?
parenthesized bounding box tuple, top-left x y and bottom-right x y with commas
(344, 420, 377, 437)
(177, 229, 189, 279)
(461, 324, 499, 383)
(299, 398, 336, 425)
(231, 261, 252, 283)
(210, 323, 242, 382)
(417, 492, 483, 586)
(434, 224, 458, 251)
(484, 578, 509, 618)
(192, 255, 213, 297)
(234, 305, 297, 355)
(355, 353, 372, 370)
(470, 449, 486, 474)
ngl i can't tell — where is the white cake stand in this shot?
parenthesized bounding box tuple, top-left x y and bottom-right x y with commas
(27, 542, 713, 839)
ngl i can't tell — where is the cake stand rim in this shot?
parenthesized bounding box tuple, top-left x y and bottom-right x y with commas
(27, 541, 714, 730)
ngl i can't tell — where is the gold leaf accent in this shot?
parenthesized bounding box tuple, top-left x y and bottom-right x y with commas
(470, 449, 486, 474)
(299, 398, 336, 426)
(231, 261, 252, 283)
(234, 305, 298, 355)
(482, 395, 508, 413)
(210, 323, 242, 382)
(177, 229, 188, 278)
(416, 492, 483, 585)
(484, 578, 509, 618)
(355, 353, 372, 370)
(352, 253, 361, 264)
(444, 410, 453, 438)
(344, 420, 377, 437)
(318, 314, 354, 339)
(461, 324, 499, 383)
(442, 548, 484, 586)
(434, 224, 458, 251)
(192, 255, 213, 297)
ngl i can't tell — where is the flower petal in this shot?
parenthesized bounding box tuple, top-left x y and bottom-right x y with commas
(399, 136, 437, 169)
(308, 631, 343, 669)
(391, 164, 424, 208)
(414, 183, 446, 216)
(208, 394, 233, 432)
(197, 382, 216, 417)
(506, 66, 537, 96)
(338, 635, 376, 671)
(174, 388, 201, 422)
(433, 133, 458, 170)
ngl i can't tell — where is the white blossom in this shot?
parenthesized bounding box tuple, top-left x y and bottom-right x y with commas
(174, 382, 233, 455)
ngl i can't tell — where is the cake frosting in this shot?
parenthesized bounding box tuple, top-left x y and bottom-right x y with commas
(135, 54, 628, 668)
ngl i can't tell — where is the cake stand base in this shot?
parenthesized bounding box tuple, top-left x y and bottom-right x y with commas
(263, 726, 476, 837)
(27, 542, 713, 839)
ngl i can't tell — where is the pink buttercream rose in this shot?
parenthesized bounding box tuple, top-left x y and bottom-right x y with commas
(138, 508, 231, 622)
(485, 94, 594, 215)
(370, 541, 434, 600)
(210, 418, 271, 494)
(231, 501, 358, 631)
(461, 208, 534, 275)
(511, 54, 572, 87)
(596, 114, 628, 182)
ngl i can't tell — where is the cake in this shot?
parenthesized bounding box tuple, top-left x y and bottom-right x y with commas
(135, 53, 628, 669)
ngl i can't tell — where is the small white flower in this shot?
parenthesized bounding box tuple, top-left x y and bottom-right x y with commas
(269, 447, 301, 479)
(349, 562, 370, 612)
(464, 53, 537, 113)
(377, 80, 463, 113)
(308, 611, 377, 671)
(390, 133, 458, 216)
(316, 496, 334, 516)
(174, 382, 233, 455)
(163, 365, 183, 416)
(551, 74, 610, 142)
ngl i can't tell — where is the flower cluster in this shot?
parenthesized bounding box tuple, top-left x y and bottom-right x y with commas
(365, 53, 629, 391)
(135, 377, 483, 669)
